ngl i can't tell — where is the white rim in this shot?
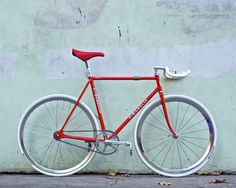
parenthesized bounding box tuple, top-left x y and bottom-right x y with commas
(18, 94, 99, 176)
(134, 94, 217, 177)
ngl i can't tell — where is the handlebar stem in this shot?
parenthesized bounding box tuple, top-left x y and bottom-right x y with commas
(154, 66, 165, 76)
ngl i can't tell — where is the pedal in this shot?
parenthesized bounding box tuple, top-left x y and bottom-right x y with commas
(127, 142, 133, 156)
(105, 140, 133, 156)
(129, 148, 133, 156)
(123, 141, 133, 156)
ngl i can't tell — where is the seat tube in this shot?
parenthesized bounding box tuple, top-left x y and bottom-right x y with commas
(156, 76, 177, 137)
(90, 79, 106, 131)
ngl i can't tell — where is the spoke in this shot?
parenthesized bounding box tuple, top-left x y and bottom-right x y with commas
(39, 140, 55, 165)
(146, 137, 171, 153)
(26, 123, 51, 132)
(23, 135, 48, 144)
(158, 106, 165, 119)
(59, 102, 73, 131)
(58, 141, 66, 168)
(65, 140, 87, 160)
(144, 121, 171, 135)
(53, 142, 60, 168)
(176, 140, 183, 169)
(67, 110, 83, 125)
(66, 103, 73, 119)
(56, 100, 59, 130)
(144, 136, 169, 142)
(171, 140, 176, 169)
(75, 121, 90, 130)
(63, 140, 86, 160)
(45, 141, 55, 168)
(177, 111, 199, 133)
(37, 113, 53, 132)
(181, 137, 207, 150)
(45, 104, 57, 127)
(167, 102, 173, 128)
(61, 141, 74, 155)
(181, 135, 208, 141)
(57, 100, 65, 129)
(161, 139, 174, 166)
(175, 102, 180, 131)
(25, 130, 52, 139)
(181, 128, 209, 135)
(177, 105, 189, 133)
(152, 139, 172, 161)
(29, 140, 53, 155)
(178, 140, 192, 167)
(66, 121, 90, 132)
(179, 119, 205, 135)
(66, 116, 89, 131)
(157, 105, 174, 132)
(179, 139, 201, 159)
(150, 112, 169, 131)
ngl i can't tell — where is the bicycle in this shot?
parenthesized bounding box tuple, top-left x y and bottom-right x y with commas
(18, 49, 217, 177)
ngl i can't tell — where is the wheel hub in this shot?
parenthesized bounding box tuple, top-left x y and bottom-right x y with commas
(173, 134, 178, 139)
(53, 131, 61, 140)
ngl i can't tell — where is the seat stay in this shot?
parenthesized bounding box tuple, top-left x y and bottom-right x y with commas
(90, 79, 107, 131)
(59, 79, 91, 132)
(58, 77, 107, 137)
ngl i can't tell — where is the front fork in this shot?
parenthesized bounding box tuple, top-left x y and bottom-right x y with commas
(156, 76, 177, 138)
(159, 92, 177, 138)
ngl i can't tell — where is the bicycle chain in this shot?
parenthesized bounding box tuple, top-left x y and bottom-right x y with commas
(60, 139, 98, 152)
(59, 130, 119, 155)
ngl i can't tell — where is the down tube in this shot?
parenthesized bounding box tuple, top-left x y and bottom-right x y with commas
(113, 86, 161, 136)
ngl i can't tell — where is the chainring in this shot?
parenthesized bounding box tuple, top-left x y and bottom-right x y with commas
(96, 130, 119, 155)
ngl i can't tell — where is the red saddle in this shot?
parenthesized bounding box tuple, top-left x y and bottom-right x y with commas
(72, 49, 105, 61)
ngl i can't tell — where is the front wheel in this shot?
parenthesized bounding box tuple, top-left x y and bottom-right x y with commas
(18, 94, 99, 176)
(134, 95, 216, 177)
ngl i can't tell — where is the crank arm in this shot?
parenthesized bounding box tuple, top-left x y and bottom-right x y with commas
(105, 140, 133, 156)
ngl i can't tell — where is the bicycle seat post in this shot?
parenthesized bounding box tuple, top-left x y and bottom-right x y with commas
(84, 61, 91, 77)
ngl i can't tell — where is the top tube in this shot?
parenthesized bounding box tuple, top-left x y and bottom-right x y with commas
(89, 76, 159, 81)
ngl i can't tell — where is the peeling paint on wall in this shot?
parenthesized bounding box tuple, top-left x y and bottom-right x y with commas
(1, 0, 236, 173)
(35, 0, 107, 29)
(92, 41, 236, 78)
(117, 25, 130, 44)
(44, 49, 85, 79)
(156, 0, 236, 36)
(156, 40, 236, 77)
(0, 53, 16, 80)
(44, 40, 236, 79)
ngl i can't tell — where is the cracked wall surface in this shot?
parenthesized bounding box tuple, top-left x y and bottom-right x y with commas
(0, 0, 236, 173)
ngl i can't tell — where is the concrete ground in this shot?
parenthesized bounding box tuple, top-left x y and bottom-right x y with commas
(0, 174, 235, 188)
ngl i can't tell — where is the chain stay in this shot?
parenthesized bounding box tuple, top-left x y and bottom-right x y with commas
(59, 130, 132, 155)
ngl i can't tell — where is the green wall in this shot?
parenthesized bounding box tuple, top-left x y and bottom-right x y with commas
(0, 0, 236, 173)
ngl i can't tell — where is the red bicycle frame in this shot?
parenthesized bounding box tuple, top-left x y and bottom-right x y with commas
(57, 75, 177, 142)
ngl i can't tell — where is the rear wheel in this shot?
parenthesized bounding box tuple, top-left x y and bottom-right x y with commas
(134, 95, 216, 177)
(18, 94, 99, 176)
